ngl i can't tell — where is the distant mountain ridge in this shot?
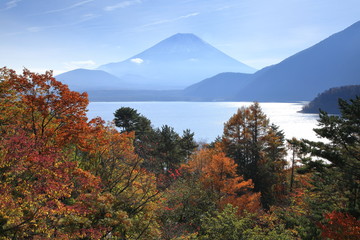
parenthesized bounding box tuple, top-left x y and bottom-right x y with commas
(56, 69, 132, 91)
(183, 72, 252, 101)
(56, 21, 360, 102)
(187, 20, 360, 102)
(232, 20, 360, 101)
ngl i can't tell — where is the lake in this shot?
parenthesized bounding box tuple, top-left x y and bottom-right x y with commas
(87, 102, 320, 143)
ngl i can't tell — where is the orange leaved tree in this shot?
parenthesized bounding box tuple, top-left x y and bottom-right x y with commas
(0, 67, 89, 150)
(222, 102, 288, 209)
(183, 143, 260, 214)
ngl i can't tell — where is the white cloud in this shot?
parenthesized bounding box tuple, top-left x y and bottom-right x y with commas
(142, 12, 200, 28)
(216, 5, 231, 11)
(25, 14, 99, 34)
(104, 0, 142, 11)
(80, 13, 99, 21)
(3, 0, 21, 10)
(188, 58, 199, 62)
(26, 25, 58, 33)
(27, 27, 43, 33)
(130, 58, 144, 64)
(177, 12, 200, 20)
(45, 0, 95, 14)
(64, 60, 97, 70)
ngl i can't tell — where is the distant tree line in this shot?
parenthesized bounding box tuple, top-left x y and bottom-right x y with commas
(301, 85, 360, 114)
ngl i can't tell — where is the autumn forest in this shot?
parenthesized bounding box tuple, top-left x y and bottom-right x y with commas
(0, 68, 359, 239)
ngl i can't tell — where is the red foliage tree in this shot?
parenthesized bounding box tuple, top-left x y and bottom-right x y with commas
(0, 131, 106, 238)
(318, 211, 360, 240)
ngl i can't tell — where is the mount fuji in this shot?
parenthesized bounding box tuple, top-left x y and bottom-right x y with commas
(97, 33, 256, 89)
(57, 33, 255, 91)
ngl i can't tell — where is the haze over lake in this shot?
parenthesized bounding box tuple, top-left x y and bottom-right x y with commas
(87, 102, 320, 143)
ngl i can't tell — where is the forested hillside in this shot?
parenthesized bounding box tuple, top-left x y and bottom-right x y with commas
(301, 85, 360, 114)
(0, 68, 359, 239)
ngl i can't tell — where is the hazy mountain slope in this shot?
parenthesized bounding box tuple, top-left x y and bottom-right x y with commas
(56, 69, 132, 91)
(98, 33, 256, 89)
(301, 85, 360, 114)
(183, 72, 252, 100)
(86, 90, 188, 102)
(234, 20, 360, 102)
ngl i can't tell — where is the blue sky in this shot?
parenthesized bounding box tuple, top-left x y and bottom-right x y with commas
(1, 0, 360, 74)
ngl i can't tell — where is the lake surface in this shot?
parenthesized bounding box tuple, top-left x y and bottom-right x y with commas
(87, 102, 320, 143)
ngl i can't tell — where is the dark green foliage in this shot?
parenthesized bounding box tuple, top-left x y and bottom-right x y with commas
(179, 129, 198, 161)
(198, 205, 296, 240)
(301, 97, 360, 216)
(113, 107, 156, 169)
(149, 126, 197, 175)
(274, 206, 322, 240)
(208, 135, 222, 149)
(260, 124, 288, 206)
(264, 124, 287, 162)
(114, 107, 152, 136)
(153, 125, 183, 172)
(114, 107, 140, 132)
(198, 205, 252, 240)
(113, 107, 197, 177)
(159, 177, 217, 239)
(279, 97, 360, 239)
